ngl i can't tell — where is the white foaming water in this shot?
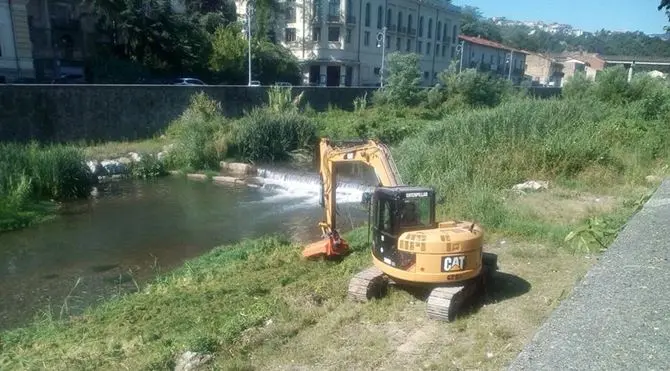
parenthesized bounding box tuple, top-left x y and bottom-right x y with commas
(253, 168, 374, 206)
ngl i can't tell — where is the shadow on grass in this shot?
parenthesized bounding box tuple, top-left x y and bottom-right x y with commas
(390, 270, 531, 319)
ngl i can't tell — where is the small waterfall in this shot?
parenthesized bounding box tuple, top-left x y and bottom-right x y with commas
(254, 168, 374, 205)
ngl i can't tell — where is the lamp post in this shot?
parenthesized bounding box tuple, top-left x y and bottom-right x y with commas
(456, 40, 464, 73)
(506, 50, 514, 81)
(244, 6, 254, 86)
(376, 26, 387, 88)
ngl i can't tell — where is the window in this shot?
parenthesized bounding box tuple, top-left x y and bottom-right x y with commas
(426, 42, 431, 55)
(490, 55, 494, 64)
(452, 25, 457, 44)
(284, 28, 296, 42)
(328, 27, 340, 42)
(365, 2, 371, 27)
(312, 27, 321, 41)
(451, 46, 455, 58)
(346, 29, 352, 43)
(285, 1, 296, 23)
(374, 67, 381, 75)
(377, 6, 383, 29)
(417, 40, 422, 53)
(437, 21, 441, 40)
(408, 14, 413, 32)
(427, 18, 432, 38)
(328, 0, 340, 18)
(386, 9, 391, 27)
(397, 11, 403, 30)
(406, 39, 412, 52)
(443, 23, 448, 43)
(419, 16, 424, 37)
(423, 71, 429, 80)
(364, 31, 370, 46)
(386, 35, 390, 48)
(442, 44, 446, 57)
(396, 37, 401, 50)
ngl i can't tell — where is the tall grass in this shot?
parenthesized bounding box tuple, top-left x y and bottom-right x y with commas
(0, 143, 91, 231)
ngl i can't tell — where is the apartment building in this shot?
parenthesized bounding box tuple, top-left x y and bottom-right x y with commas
(237, 0, 462, 86)
(457, 34, 527, 84)
(525, 53, 563, 86)
(0, 0, 35, 82)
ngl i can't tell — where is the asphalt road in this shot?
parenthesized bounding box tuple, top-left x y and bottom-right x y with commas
(508, 179, 670, 371)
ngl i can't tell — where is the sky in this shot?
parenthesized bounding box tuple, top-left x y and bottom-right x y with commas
(452, 0, 669, 35)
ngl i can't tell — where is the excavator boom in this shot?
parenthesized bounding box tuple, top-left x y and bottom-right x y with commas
(302, 138, 403, 259)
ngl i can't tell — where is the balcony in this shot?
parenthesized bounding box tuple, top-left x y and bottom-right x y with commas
(387, 24, 397, 32)
(408, 28, 416, 36)
(346, 15, 356, 25)
(399, 26, 407, 34)
(311, 15, 323, 23)
(327, 13, 343, 23)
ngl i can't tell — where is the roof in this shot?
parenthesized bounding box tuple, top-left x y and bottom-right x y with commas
(458, 35, 529, 54)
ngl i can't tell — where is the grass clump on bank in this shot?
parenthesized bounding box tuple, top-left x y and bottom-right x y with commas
(0, 143, 92, 231)
(163, 88, 316, 171)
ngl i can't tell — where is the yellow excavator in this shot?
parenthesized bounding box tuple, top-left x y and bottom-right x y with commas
(302, 138, 498, 321)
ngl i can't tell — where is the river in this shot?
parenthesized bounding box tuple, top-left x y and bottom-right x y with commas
(0, 168, 373, 330)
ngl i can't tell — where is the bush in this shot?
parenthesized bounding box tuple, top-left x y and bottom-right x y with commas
(372, 52, 424, 106)
(164, 92, 232, 171)
(561, 71, 594, 100)
(232, 109, 316, 162)
(439, 66, 513, 108)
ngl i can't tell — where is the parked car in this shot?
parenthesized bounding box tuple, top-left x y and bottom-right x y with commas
(173, 78, 207, 86)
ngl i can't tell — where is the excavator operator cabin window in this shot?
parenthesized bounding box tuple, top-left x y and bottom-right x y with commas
(400, 196, 430, 227)
(375, 198, 394, 235)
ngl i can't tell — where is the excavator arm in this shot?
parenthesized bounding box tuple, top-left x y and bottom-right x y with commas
(302, 138, 403, 259)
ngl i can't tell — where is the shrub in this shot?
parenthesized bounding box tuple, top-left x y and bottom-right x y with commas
(232, 109, 317, 162)
(372, 52, 424, 106)
(164, 92, 232, 170)
(439, 66, 513, 108)
(561, 71, 594, 100)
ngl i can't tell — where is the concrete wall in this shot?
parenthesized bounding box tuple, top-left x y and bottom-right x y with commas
(0, 85, 375, 143)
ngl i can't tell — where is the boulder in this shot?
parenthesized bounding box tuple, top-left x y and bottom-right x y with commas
(220, 161, 256, 176)
(128, 152, 142, 162)
(86, 160, 106, 176)
(512, 180, 549, 192)
(100, 160, 127, 175)
(187, 173, 208, 181)
(174, 351, 212, 371)
(116, 157, 132, 165)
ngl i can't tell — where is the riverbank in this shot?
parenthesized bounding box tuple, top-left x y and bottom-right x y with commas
(0, 181, 654, 369)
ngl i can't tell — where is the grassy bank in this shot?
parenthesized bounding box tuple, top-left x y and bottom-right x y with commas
(2, 65, 669, 369)
(0, 143, 92, 232)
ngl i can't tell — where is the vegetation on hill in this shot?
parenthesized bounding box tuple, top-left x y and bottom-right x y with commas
(461, 5, 670, 58)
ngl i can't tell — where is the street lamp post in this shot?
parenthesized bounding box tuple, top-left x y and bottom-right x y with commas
(376, 26, 387, 88)
(456, 40, 465, 73)
(244, 6, 254, 86)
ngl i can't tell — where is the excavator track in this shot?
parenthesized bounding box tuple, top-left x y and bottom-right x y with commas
(426, 253, 497, 322)
(347, 266, 389, 302)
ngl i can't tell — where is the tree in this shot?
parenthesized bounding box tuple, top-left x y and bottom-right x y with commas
(660, 0, 670, 30)
(460, 6, 503, 42)
(374, 52, 423, 106)
(209, 24, 248, 83)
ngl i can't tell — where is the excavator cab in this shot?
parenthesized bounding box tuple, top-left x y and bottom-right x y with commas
(370, 186, 436, 270)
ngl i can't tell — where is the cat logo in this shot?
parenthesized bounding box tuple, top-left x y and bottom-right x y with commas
(442, 256, 466, 272)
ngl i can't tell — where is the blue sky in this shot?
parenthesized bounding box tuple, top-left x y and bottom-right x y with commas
(452, 0, 669, 34)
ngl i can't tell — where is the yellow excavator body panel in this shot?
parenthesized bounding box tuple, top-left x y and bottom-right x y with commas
(372, 221, 483, 284)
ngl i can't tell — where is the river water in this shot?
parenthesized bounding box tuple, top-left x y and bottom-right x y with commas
(0, 168, 373, 330)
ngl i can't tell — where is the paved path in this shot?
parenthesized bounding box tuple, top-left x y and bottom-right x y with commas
(508, 179, 670, 371)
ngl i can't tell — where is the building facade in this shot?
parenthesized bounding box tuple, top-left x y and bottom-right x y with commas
(525, 53, 563, 86)
(0, 0, 35, 82)
(457, 34, 527, 84)
(238, 0, 462, 86)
